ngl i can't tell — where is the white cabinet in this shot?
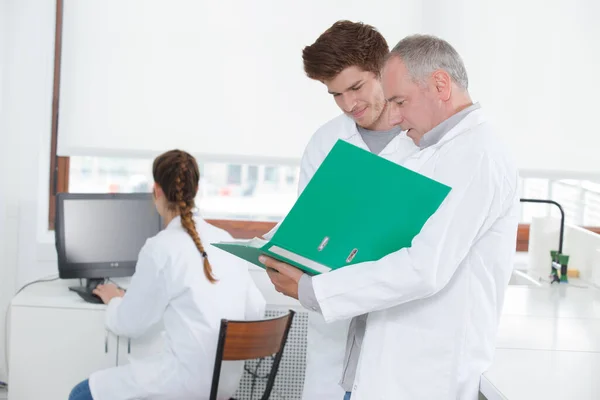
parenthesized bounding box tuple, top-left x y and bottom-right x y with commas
(7, 279, 162, 400)
(9, 305, 118, 400)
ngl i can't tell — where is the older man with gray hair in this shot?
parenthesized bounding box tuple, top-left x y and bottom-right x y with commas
(263, 34, 519, 400)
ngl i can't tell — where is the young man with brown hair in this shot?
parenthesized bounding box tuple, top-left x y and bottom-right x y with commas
(265, 20, 417, 400)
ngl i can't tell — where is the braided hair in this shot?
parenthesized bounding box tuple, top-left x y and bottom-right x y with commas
(152, 150, 217, 283)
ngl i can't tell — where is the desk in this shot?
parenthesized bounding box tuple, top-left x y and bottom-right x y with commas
(7, 278, 307, 400)
(481, 284, 600, 400)
(8, 278, 166, 400)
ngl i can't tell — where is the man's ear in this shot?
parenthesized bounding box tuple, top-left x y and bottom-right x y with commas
(432, 70, 452, 101)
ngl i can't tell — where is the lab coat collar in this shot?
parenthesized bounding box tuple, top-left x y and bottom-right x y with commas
(165, 215, 182, 230)
(165, 213, 207, 231)
(424, 107, 487, 151)
(418, 102, 481, 150)
(403, 107, 487, 166)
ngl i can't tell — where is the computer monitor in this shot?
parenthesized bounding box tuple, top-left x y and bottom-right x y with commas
(55, 193, 162, 298)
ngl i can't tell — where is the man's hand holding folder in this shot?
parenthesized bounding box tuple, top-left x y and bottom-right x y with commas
(260, 255, 303, 299)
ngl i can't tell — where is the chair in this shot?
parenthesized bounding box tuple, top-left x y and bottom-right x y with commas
(210, 310, 296, 400)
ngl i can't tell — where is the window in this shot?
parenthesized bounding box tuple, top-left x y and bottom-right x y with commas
(226, 165, 242, 185)
(46, 0, 299, 229)
(520, 177, 600, 226)
(285, 166, 298, 185)
(520, 178, 550, 223)
(264, 166, 279, 183)
(47, 0, 67, 230)
(66, 156, 300, 222)
(551, 180, 582, 223)
(583, 181, 600, 226)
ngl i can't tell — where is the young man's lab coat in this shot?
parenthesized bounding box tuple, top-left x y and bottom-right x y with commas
(310, 108, 520, 399)
(266, 113, 418, 400)
(89, 216, 266, 400)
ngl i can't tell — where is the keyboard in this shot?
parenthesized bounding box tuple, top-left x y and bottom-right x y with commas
(69, 286, 104, 304)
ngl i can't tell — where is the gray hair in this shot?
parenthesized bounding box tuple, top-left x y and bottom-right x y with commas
(388, 34, 469, 90)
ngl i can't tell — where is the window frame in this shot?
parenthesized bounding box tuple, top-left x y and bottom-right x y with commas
(48, 0, 68, 230)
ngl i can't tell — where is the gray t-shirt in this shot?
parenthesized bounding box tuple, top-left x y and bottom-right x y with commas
(357, 125, 402, 154)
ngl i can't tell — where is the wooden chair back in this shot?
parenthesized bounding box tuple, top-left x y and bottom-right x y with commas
(209, 310, 295, 400)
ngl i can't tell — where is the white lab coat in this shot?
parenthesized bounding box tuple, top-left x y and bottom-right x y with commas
(311, 108, 520, 399)
(89, 216, 266, 400)
(266, 113, 418, 400)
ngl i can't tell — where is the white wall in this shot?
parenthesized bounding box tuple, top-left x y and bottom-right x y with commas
(0, 0, 58, 382)
(421, 0, 600, 176)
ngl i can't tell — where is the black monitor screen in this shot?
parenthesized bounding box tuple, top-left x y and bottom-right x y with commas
(55, 193, 162, 279)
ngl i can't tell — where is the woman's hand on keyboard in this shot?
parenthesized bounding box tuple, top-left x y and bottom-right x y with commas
(93, 283, 125, 304)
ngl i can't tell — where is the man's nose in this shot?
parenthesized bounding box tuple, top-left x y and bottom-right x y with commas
(388, 103, 404, 126)
(341, 93, 358, 113)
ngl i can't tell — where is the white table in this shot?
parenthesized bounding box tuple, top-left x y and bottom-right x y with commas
(7, 278, 165, 400)
(7, 278, 307, 400)
(481, 283, 600, 400)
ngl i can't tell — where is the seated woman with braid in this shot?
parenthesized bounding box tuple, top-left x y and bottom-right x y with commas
(69, 149, 266, 400)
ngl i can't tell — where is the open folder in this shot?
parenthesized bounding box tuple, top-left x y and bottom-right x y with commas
(212, 139, 451, 275)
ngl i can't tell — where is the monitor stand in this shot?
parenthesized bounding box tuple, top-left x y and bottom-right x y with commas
(68, 278, 106, 304)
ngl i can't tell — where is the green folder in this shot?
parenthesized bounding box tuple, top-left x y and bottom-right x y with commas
(213, 139, 451, 275)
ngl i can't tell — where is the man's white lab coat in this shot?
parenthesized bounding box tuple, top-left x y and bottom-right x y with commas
(311, 108, 520, 399)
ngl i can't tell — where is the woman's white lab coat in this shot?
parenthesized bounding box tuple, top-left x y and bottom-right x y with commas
(311, 108, 520, 399)
(266, 113, 418, 400)
(89, 216, 266, 400)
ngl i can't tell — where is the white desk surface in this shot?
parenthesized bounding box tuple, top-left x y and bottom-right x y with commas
(10, 274, 302, 311)
(10, 278, 110, 310)
(481, 282, 600, 400)
(10, 275, 147, 309)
